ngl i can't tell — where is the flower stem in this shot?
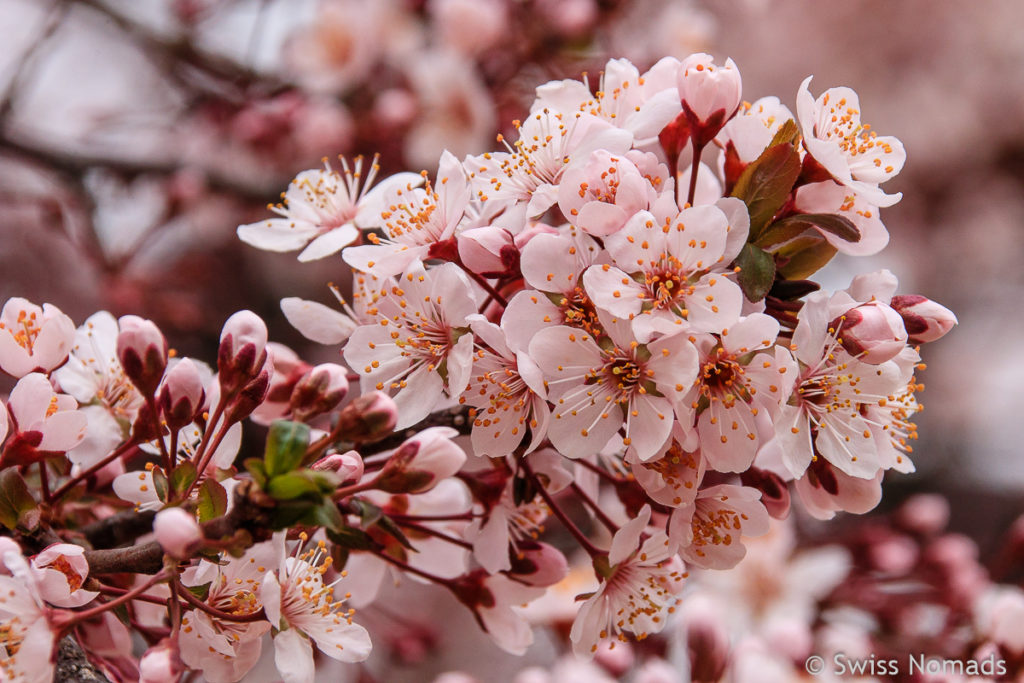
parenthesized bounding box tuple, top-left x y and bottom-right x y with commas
(570, 482, 620, 533)
(49, 438, 138, 502)
(521, 458, 602, 557)
(60, 570, 169, 630)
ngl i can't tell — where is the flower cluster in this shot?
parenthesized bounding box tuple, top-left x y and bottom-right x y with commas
(0, 52, 956, 681)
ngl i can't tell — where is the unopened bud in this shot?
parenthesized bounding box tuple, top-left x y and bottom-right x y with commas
(159, 359, 206, 430)
(117, 315, 168, 397)
(830, 301, 907, 364)
(512, 222, 559, 250)
(457, 226, 518, 277)
(140, 638, 185, 683)
(676, 53, 742, 145)
(740, 467, 790, 520)
(223, 368, 271, 425)
(376, 426, 466, 494)
(890, 294, 957, 344)
(154, 507, 202, 560)
(290, 363, 349, 422)
(508, 541, 568, 587)
(895, 493, 950, 536)
(311, 449, 363, 484)
(336, 391, 398, 441)
(683, 597, 730, 683)
(217, 310, 268, 395)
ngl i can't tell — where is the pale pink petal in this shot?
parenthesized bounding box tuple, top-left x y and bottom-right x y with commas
(273, 628, 315, 683)
(280, 298, 356, 345)
(237, 219, 319, 252)
(296, 224, 360, 262)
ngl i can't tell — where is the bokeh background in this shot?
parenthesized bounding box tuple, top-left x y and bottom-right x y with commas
(0, 0, 1022, 679)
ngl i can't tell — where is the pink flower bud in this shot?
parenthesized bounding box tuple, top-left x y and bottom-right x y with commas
(457, 226, 518, 277)
(676, 54, 742, 144)
(509, 542, 568, 587)
(512, 222, 559, 250)
(683, 597, 730, 683)
(140, 638, 184, 683)
(376, 426, 466, 493)
(251, 342, 312, 425)
(154, 507, 202, 560)
(217, 310, 268, 395)
(159, 359, 206, 430)
(311, 449, 363, 484)
(116, 315, 168, 397)
(895, 493, 949, 535)
(830, 301, 907, 364)
(336, 391, 398, 441)
(290, 363, 349, 422)
(890, 294, 957, 344)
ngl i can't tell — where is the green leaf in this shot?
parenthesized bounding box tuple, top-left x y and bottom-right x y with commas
(730, 142, 801, 240)
(186, 582, 211, 601)
(300, 499, 346, 532)
(243, 458, 267, 489)
(776, 235, 838, 280)
(264, 421, 311, 477)
(197, 478, 228, 523)
(760, 213, 859, 248)
(266, 472, 321, 501)
(169, 462, 198, 498)
(0, 470, 36, 531)
(735, 243, 776, 302)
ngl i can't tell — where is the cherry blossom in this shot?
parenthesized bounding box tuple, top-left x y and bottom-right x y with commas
(29, 543, 99, 609)
(261, 534, 371, 682)
(344, 262, 477, 430)
(530, 312, 698, 460)
(0, 545, 58, 683)
(343, 152, 469, 278)
(569, 505, 685, 656)
(797, 77, 906, 208)
(1, 373, 87, 467)
(238, 156, 422, 262)
(0, 298, 74, 379)
(670, 483, 771, 570)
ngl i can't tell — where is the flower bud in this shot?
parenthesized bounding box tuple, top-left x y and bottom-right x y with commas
(140, 638, 185, 683)
(513, 222, 559, 250)
(890, 294, 957, 344)
(830, 301, 907, 364)
(457, 226, 518, 277)
(251, 342, 312, 425)
(290, 363, 349, 422)
(311, 449, 364, 484)
(159, 359, 206, 430)
(376, 426, 466, 494)
(117, 315, 168, 397)
(508, 542, 568, 587)
(336, 391, 398, 442)
(154, 507, 202, 560)
(217, 310, 268, 395)
(895, 493, 950, 536)
(740, 467, 790, 520)
(676, 53, 742, 144)
(683, 596, 730, 683)
(222, 368, 271, 425)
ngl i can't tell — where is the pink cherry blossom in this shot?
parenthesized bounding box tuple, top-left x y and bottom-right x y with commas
(343, 262, 477, 430)
(530, 313, 698, 460)
(797, 77, 906, 208)
(581, 203, 747, 340)
(569, 505, 685, 656)
(670, 484, 771, 569)
(343, 152, 469, 278)
(0, 545, 59, 683)
(462, 317, 549, 458)
(2, 373, 87, 467)
(261, 534, 371, 681)
(558, 149, 663, 236)
(629, 430, 704, 507)
(238, 156, 422, 262)
(465, 110, 631, 217)
(179, 543, 275, 683)
(717, 96, 795, 164)
(682, 314, 796, 473)
(793, 181, 890, 256)
(30, 543, 99, 608)
(535, 57, 683, 146)
(0, 298, 74, 378)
